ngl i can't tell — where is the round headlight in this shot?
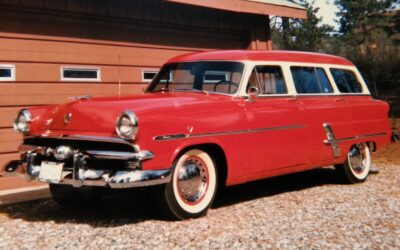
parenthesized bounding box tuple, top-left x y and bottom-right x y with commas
(13, 109, 32, 134)
(116, 110, 138, 139)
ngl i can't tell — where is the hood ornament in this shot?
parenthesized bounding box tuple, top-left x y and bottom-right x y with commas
(64, 113, 72, 124)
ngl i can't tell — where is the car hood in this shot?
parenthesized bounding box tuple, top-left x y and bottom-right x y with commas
(37, 92, 232, 134)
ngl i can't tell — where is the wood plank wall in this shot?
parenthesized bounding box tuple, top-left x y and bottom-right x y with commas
(0, 0, 270, 171)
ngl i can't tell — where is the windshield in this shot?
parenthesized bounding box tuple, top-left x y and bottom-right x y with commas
(146, 61, 244, 95)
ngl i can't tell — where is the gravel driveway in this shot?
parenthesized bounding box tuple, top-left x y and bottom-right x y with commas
(0, 157, 399, 249)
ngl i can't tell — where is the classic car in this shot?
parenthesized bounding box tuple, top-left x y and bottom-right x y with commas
(8, 50, 392, 220)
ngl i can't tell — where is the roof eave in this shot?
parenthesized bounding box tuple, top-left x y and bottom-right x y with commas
(165, 0, 307, 19)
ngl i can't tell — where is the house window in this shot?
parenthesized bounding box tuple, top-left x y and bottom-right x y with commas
(142, 70, 159, 82)
(203, 71, 229, 83)
(61, 67, 100, 82)
(0, 65, 15, 81)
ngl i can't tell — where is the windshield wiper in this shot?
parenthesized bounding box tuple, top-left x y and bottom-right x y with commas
(150, 88, 170, 93)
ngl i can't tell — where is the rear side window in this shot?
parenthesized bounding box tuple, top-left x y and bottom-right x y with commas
(291, 67, 333, 94)
(330, 69, 363, 93)
(248, 66, 287, 95)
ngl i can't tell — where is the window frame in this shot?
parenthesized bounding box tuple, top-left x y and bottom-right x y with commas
(246, 65, 290, 97)
(290, 66, 334, 95)
(329, 68, 364, 94)
(142, 69, 159, 83)
(60, 66, 101, 82)
(0, 64, 16, 81)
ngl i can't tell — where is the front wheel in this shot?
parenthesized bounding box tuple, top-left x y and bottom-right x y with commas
(336, 143, 371, 184)
(162, 149, 217, 220)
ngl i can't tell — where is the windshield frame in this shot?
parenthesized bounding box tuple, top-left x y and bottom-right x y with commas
(145, 60, 246, 97)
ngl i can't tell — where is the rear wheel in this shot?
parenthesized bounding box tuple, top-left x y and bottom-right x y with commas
(336, 143, 371, 184)
(162, 149, 217, 220)
(50, 184, 105, 209)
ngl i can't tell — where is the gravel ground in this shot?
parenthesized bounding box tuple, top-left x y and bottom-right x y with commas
(0, 150, 399, 249)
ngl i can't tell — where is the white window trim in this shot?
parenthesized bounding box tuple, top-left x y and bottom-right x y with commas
(0, 64, 16, 81)
(237, 60, 371, 97)
(61, 66, 101, 82)
(142, 69, 159, 82)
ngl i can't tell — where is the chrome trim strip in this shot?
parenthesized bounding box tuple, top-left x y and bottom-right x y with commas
(24, 135, 136, 150)
(29, 135, 133, 144)
(18, 145, 153, 161)
(336, 132, 388, 142)
(86, 150, 154, 161)
(323, 123, 341, 157)
(323, 122, 388, 158)
(154, 125, 305, 141)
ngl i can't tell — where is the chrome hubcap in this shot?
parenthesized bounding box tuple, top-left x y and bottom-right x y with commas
(348, 145, 366, 174)
(177, 157, 208, 204)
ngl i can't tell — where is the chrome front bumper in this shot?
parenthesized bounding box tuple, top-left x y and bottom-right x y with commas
(6, 143, 171, 189)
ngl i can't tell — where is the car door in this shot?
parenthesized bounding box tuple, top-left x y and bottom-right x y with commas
(241, 65, 307, 180)
(291, 66, 353, 166)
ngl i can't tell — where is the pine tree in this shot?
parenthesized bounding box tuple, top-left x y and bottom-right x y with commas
(271, 0, 333, 52)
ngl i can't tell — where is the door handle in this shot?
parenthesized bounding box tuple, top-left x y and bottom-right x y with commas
(335, 98, 345, 103)
(287, 98, 299, 103)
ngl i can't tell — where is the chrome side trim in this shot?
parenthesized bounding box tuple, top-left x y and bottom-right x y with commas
(323, 123, 388, 158)
(154, 125, 305, 141)
(86, 150, 154, 161)
(323, 123, 341, 157)
(154, 134, 188, 141)
(336, 132, 388, 142)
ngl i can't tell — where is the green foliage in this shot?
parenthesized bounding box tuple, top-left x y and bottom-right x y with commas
(272, 0, 334, 51)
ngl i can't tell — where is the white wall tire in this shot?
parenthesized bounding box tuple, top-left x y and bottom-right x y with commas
(163, 149, 217, 220)
(337, 143, 371, 184)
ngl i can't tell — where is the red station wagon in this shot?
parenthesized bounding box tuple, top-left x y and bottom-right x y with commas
(8, 50, 392, 220)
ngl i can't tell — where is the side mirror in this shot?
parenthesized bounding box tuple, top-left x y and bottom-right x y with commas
(247, 87, 259, 102)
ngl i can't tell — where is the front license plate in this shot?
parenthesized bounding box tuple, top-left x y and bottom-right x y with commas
(38, 161, 64, 184)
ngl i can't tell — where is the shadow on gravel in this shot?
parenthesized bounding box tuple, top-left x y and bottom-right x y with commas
(214, 166, 344, 208)
(0, 167, 345, 226)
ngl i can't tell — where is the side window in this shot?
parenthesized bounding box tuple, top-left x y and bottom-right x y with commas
(291, 67, 333, 94)
(0, 65, 15, 81)
(247, 66, 287, 95)
(330, 69, 363, 93)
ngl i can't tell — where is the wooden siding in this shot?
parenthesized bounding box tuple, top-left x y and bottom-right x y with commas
(0, 0, 274, 171)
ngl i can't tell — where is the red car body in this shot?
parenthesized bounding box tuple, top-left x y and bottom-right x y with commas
(9, 50, 392, 219)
